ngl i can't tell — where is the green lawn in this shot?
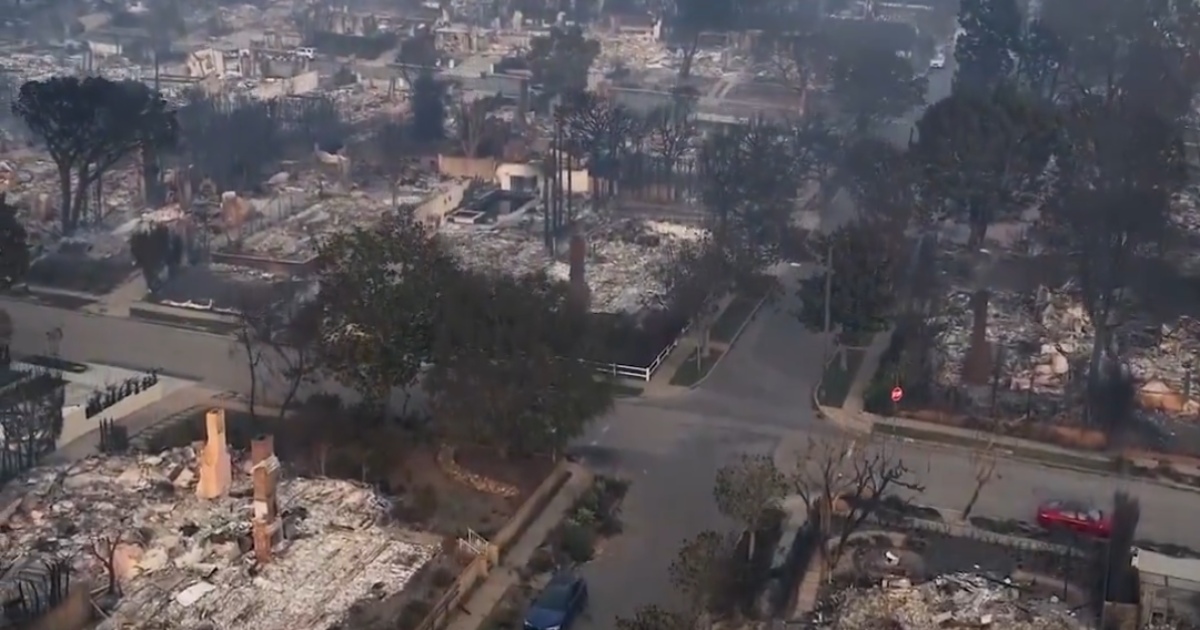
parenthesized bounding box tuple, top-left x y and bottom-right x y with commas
(669, 349, 725, 387)
(816, 348, 865, 408)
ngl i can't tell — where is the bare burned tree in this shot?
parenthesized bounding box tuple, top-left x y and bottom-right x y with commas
(89, 528, 126, 595)
(765, 28, 832, 97)
(563, 92, 638, 209)
(0, 369, 65, 466)
(644, 103, 697, 200)
(962, 436, 998, 519)
(787, 435, 925, 579)
(234, 296, 268, 421)
(452, 96, 504, 159)
(234, 291, 321, 421)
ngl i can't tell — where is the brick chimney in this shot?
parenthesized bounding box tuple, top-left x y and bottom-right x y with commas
(250, 434, 281, 564)
(568, 230, 590, 311)
(195, 409, 232, 499)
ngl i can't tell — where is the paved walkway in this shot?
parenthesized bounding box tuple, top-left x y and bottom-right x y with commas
(446, 464, 594, 630)
(88, 274, 146, 318)
(842, 329, 894, 414)
(642, 293, 739, 399)
(818, 327, 1117, 463)
(822, 330, 1176, 473)
(642, 339, 693, 398)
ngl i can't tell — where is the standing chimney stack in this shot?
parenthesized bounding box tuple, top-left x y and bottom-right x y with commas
(196, 409, 232, 499)
(250, 434, 281, 564)
(568, 230, 591, 312)
(568, 231, 586, 285)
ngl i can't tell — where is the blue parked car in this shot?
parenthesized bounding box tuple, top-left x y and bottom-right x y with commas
(523, 573, 588, 630)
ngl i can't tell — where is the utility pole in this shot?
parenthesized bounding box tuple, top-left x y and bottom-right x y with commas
(823, 241, 833, 361)
(1099, 537, 1113, 629)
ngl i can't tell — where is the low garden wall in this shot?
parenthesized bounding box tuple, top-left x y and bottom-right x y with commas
(414, 461, 575, 630)
(59, 382, 165, 446)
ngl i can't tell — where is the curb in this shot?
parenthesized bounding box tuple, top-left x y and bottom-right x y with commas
(811, 350, 868, 434)
(871, 424, 1200, 495)
(807, 354, 1200, 494)
(809, 349, 872, 434)
(688, 292, 770, 390)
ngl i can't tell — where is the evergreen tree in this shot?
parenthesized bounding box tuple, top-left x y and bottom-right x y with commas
(955, 0, 1023, 94)
(408, 70, 446, 144)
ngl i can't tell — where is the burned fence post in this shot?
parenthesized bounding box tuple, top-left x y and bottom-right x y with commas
(98, 419, 129, 454)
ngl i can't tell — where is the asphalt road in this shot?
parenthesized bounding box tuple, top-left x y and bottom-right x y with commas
(880, 47, 956, 147)
(572, 268, 1198, 626)
(2, 296, 242, 386)
(4, 265, 1197, 627)
(0, 295, 381, 406)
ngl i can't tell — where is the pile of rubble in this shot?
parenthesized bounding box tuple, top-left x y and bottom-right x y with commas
(0, 442, 436, 630)
(234, 187, 432, 260)
(1, 153, 147, 248)
(441, 213, 702, 313)
(591, 30, 743, 79)
(826, 573, 1085, 630)
(932, 288, 1090, 394)
(0, 52, 146, 84)
(933, 284, 1200, 413)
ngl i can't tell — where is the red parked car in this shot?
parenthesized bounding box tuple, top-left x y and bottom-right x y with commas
(1036, 499, 1112, 538)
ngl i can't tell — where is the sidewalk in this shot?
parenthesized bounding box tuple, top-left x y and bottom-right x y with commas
(817, 331, 1200, 482)
(824, 327, 1113, 465)
(642, 293, 737, 398)
(643, 336, 694, 398)
(874, 416, 1114, 464)
(446, 464, 594, 630)
(842, 328, 894, 414)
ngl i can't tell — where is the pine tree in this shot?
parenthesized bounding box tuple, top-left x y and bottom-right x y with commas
(954, 0, 1023, 93)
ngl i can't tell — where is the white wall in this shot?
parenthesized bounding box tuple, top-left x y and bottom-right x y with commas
(87, 40, 122, 57)
(59, 382, 165, 446)
(496, 162, 541, 191)
(557, 169, 591, 194)
(414, 181, 470, 229)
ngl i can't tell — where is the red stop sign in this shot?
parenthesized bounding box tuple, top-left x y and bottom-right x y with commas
(890, 387, 904, 403)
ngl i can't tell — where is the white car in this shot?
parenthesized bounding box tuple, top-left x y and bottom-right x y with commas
(929, 53, 946, 69)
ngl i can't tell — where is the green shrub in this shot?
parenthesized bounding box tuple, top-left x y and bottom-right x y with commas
(598, 476, 631, 497)
(597, 513, 624, 536)
(528, 548, 557, 574)
(431, 567, 456, 588)
(397, 599, 433, 630)
(862, 375, 894, 415)
(558, 523, 596, 563)
(413, 484, 439, 519)
(487, 606, 521, 630)
(571, 507, 597, 527)
(575, 488, 603, 514)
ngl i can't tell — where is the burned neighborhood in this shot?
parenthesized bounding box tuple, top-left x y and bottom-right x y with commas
(0, 0, 1199, 628)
